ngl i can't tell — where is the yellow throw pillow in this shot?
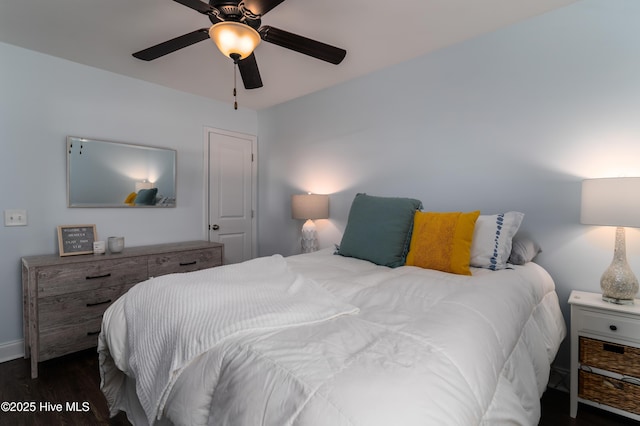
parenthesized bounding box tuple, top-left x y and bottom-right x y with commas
(405, 210, 480, 275)
(124, 192, 138, 205)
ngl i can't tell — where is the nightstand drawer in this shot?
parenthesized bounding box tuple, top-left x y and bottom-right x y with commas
(148, 247, 222, 276)
(580, 337, 640, 377)
(579, 370, 640, 415)
(36, 258, 147, 298)
(579, 308, 640, 342)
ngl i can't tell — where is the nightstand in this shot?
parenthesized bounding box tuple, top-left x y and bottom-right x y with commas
(569, 290, 640, 420)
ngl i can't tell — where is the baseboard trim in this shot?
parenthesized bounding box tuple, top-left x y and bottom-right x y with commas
(0, 339, 24, 363)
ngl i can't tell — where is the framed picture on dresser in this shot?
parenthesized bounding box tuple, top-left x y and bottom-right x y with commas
(57, 224, 97, 256)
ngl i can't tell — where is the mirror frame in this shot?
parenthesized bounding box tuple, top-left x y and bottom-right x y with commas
(66, 136, 177, 208)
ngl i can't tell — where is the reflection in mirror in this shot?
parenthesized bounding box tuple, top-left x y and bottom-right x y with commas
(67, 136, 176, 208)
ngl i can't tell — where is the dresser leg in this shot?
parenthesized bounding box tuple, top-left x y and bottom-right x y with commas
(30, 357, 38, 379)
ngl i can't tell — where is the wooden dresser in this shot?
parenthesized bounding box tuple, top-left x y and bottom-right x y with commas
(22, 240, 223, 378)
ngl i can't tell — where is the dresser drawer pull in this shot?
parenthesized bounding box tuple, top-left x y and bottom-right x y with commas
(179, 261, 197, 266)
(86, 299, 112, 307)
(603, 343, 624, 354)
(610, 325, 618, 331)
(85, 273, 112, 280)
(86, 330, 101, 336)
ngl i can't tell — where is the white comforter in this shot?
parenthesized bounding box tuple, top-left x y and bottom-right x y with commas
(99, 249, 566, 426)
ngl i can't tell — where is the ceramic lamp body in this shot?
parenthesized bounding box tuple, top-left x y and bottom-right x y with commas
(300, 219, 319, 253)
(601, 227, 639, 304)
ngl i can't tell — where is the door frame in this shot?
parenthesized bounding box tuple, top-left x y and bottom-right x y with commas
(203, 127, 258, 259)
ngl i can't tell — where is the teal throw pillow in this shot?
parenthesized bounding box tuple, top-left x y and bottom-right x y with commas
(135, 188, 158, 206)
(337, 193, 422, 267)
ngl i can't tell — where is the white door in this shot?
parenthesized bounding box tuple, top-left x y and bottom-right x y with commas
(207, 128, 257, 264)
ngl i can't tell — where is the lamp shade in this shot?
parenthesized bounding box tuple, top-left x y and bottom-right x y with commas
(581, 177, 640, 228)
(291, 194, 329, 220)
(209, 22, 261, 60)
(135, 180, 153, 192)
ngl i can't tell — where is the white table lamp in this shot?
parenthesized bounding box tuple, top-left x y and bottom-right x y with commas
(581, 177, 640, 304)
(292, 194, 329, 253)
(135, 180, 153, 192)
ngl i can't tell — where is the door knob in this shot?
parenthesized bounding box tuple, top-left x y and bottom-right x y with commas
(212, 224, 220, 230)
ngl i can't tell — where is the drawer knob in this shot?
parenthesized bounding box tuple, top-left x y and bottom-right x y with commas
(610, 325, 618, 331)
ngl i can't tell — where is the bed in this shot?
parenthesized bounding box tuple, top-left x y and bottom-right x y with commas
(98, 194, 566, 426)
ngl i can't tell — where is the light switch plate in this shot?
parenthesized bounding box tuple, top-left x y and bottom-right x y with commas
(4, 209, 27, 226)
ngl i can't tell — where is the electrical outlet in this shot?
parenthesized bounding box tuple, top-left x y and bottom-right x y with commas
(4, 209, 27, 226)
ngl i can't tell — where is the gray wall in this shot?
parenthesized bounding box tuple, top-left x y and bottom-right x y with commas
(0, 41, 257, 357)
(257, 0, 640, 369)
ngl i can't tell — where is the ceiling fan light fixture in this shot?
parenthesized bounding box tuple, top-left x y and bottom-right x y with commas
(209, 22, 261, 60)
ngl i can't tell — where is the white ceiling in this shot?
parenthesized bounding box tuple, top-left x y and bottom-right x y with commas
(0, 0, 577, 110)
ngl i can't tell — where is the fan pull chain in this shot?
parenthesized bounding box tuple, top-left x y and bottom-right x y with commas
(233, 62, 238, 110)
(229, 53, 241, 110)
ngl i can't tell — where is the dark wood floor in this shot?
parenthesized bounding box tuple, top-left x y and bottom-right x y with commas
(0, 349, 129, 425)
(0, 349, 638, 425)
(540, 388, 639, 426)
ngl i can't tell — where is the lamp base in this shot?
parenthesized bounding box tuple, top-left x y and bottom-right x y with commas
(301, 219, 319, 253)
(600, 227, 638, 305)
(602, 295, 635, 305)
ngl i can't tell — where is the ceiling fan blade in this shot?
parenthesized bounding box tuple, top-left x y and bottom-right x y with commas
(133, 28, 210, 61)
(259, 26, 346, 65)
(242, 0, 285, 16)
(237, 53, 263, 89)
(173, 0, 218, 15)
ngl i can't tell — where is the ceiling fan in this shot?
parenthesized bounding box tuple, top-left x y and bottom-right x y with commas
(133, 0, 347, 91)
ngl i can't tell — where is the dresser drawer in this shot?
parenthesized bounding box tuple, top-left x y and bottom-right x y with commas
(579, 369, 640, 415)
(36, 258, 148, 297)
(577, 307, 640, 342)
(148, 247, 222, 276)
(39, 317, 104, 361)
(580, 337, 640, 377)
(38, 284, 132, 332)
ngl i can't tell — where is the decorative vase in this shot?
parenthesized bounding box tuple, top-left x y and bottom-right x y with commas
(108, 236, 125, 254)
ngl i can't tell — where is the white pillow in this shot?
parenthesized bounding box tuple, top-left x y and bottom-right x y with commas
(470, 211, 524, 270)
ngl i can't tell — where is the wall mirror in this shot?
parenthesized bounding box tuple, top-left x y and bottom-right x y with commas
(67, 136, 177, 208)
